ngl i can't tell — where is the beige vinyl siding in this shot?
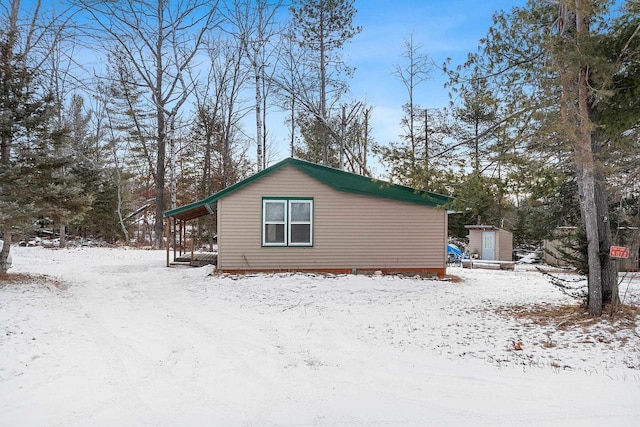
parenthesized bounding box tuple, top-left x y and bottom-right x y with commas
(543, 239, 571, 266)
(218, 165, 446, 271)
(468, 230, 482, 258)
(621, 242, 640, 272)
(498, 229, 513, 261)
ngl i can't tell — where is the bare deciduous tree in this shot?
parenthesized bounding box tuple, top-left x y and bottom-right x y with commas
(225, 0, 284, 171)
(392, 33, 432, 172)
(79, 0, 220, 248)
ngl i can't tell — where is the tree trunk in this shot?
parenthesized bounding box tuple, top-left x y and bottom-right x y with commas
(254, 63, 263, 171)
(290, 95, 295, 157)
(1, 135, 9, 162)
(169, 115, 177, 210)
(424, 109, 429, 188)
(115, 171, 130, 244)
(593, 150, 617, 309)
(586, 104, 618, 308)
(339, 105, 346, 169)
(262, 76, 268, 170)
(474, 120, 480, 175)
(596, 178, 618, 309)
(201, 114, 212, 198)
(319, 8, 328, 165)
(152, 0, 166, 250)
(0, 230, 12, 274)
(578, 64, 603, 316)
(572, 3, 605, 316)
(59, 224, 66, 248)
(0, 131, 11, 274)
(153, 110, 166, 249)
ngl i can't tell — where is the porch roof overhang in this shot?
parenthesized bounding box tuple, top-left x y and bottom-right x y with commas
(165, 200, 216, 222)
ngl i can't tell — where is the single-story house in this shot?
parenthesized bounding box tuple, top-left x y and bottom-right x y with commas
(542, 226, 578, 267)
(164, 158, 452, 276)
(465, 225, 512, 261)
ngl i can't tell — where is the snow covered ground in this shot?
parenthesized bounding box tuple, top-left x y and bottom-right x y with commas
(1, 246, 639, 426)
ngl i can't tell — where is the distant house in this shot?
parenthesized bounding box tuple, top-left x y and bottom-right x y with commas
(615, 227, 640, 272)
(543, 226, 640, 272)
(542, 226, 578, 267)
(465, 225, 512, 261)
(164, 158, 452, 277)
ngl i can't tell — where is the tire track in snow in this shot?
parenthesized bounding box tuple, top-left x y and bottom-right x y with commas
(45, 279, 160, 427)
(137, 272, 298, 417)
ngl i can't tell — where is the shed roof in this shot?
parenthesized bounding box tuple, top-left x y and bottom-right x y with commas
(164, 157, 452, 221)
(464, 225, 501, 230)
(465, 225, 513, 235)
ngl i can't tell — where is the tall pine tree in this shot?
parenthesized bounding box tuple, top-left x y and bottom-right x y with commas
(1, 1, 91, 271)
(290, 0, 361, 166)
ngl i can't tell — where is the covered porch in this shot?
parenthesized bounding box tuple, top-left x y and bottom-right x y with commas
(164, 198, 217, 268)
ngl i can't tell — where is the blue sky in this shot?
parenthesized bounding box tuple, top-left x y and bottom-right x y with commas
(316, 0, 528, 170)
(16, 0, 529, 172)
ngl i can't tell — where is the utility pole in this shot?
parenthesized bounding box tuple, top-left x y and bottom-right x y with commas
(424, 108, 429, 188)
(339, 105, 346, 169)
(169, 114, 177, 210)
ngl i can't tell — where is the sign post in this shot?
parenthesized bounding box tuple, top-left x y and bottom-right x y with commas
(608, 246, 628, 312)
(609, 246, 630, 259)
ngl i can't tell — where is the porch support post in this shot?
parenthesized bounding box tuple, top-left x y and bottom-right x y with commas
(191, 222, 195, 261)
(165, 217, 170, 267)
(172, 217, 177, 261)
(180, 220, 184, 256)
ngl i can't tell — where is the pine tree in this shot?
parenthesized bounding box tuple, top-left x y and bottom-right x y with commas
(453, 72, 498, 176)
(470, 0, 640, 315)
(0, 6, 53, 272)
(290, 0, 361, 166)
(0, 2, 93, 271)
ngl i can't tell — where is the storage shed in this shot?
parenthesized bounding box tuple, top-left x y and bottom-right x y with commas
(164, 158, 452, 276)
(465, 225, 512, 261)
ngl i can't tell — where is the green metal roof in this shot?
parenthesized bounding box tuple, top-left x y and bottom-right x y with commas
(164, 157, 452, 220)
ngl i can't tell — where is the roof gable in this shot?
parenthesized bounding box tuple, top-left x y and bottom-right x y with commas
(164, 158, 452, 220)
(290, 159, 451, 206)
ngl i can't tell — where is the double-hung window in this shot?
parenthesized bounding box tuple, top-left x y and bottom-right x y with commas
(262, 198, 313, 246)
(289, 200, 312, 245)
(263, 200, 287, 245)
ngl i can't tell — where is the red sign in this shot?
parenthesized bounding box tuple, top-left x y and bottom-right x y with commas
(609, 246, 630, 259)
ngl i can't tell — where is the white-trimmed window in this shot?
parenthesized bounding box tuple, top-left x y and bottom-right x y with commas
(289, 200, 312, 246)
(262, 198, 313, 247)
(263, 200, 287, 245)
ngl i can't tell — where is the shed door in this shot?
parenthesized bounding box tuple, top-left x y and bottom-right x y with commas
(482, 231, 496, 260)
